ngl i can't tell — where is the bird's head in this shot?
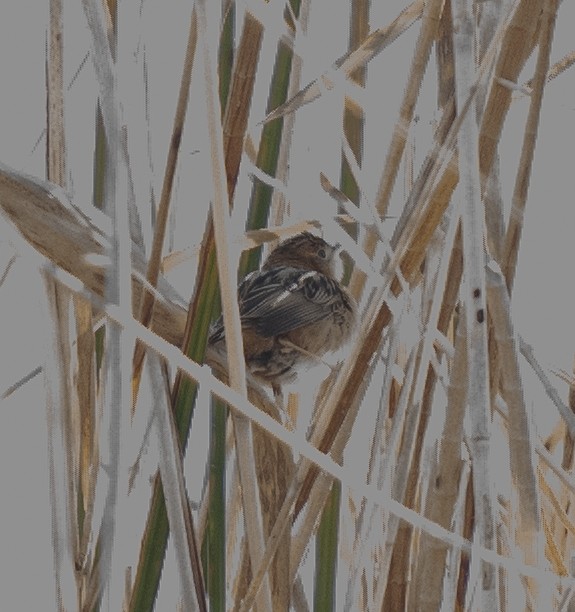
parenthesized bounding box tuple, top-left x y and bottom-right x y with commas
(262, 232, 339, 277)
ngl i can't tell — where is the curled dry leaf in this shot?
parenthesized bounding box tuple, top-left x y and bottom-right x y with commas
(0, 162, 187, 347)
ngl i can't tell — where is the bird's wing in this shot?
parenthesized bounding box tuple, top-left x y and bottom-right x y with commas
(238, 267, 342, 337)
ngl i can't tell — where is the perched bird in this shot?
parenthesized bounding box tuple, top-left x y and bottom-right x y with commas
(207, 232, 357, 394)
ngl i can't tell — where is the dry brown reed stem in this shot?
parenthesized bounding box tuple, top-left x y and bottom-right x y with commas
(556, 361, 575, 570)
(222, 12, 263, 199)
(43, 277, 79, 609)
(435, 0, 455, 109)
(486, 262, 541, 590)
(415, 311, 468, 609)
(382, 355, 429, 609)
(73, 295, 97, 530)
(252, 416, 293, 610)
(478, 0, 543, 184)
(45, 4, 86, 607)
(173, 7, 264, 362)
(132, 7, 198, 383)
(539, 485, 569, 592)
(502, 0, 558, 291)
(476, 1, 506, 265)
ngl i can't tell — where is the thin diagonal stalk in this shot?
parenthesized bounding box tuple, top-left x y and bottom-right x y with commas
(374, 0, 444, 218)
(502, 0, 558, 291)
(519, 339, 575, 437)
(132, 6, 198, 385)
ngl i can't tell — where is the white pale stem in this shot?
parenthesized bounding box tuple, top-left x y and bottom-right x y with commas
(452, 0, 498, 608)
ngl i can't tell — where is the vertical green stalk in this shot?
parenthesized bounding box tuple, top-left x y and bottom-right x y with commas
(202, 6, 235, 610)
(339, 0, 368, 283)
(313, 481, 341, 611)
(241, 0, 301, 274)
(204, 399, 227, 611)
(313, 4, 369, 604)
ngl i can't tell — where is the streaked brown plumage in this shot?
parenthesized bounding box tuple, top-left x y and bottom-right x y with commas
(208, 232, 357, 392)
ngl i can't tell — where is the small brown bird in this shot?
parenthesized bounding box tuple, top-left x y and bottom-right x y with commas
(207, 232, 357, 393)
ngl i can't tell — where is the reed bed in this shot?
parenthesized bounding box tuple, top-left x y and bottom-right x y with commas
(0, 0, 574, 610)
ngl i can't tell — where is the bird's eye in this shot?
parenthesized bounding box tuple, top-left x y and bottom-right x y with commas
(318, 248, 327, 259)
